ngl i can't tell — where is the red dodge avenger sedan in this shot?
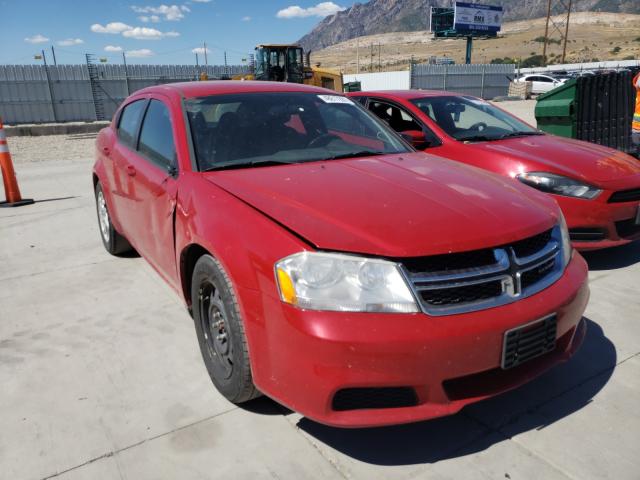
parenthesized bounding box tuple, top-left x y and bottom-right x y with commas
(349, 90, 640, 251)
(94, 81, 588, 428)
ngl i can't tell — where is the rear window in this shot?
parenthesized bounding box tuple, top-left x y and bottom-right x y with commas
(117, 100, 146, 147)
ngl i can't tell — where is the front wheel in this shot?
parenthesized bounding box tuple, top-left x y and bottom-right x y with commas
(191, 254, 260, 403)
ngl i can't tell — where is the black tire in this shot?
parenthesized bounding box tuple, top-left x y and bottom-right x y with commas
(94, 182, 133, 256)
(191, 254, 260, 403)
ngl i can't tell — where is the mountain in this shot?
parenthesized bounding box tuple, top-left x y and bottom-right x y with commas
(298, 0, 640, 52)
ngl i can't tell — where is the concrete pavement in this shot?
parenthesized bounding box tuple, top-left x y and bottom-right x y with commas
(1, 143, 639, 479)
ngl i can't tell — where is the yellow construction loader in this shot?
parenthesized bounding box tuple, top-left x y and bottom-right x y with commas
(233, 44, 343, 92)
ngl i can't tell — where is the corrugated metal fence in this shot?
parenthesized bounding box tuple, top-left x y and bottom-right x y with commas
(0, 64, 250, 124)
(410, 64, 515, 99)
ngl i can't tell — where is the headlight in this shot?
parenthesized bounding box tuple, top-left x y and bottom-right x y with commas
(516, 172, 601, 199)
(275, 252, 419, 313)
(556, 211, 572, 268)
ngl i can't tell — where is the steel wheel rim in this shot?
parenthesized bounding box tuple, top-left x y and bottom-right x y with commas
(199, 280, 234, 380)
(97, 191, 110, 243)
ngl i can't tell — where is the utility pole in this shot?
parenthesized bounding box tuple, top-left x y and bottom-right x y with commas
(203, 41, 208, 65)
(122, 52, 130, 95)
(378, 43, 381, 72)
(542, 0, 551, 64)
(356, 37, 360, 74)
(224, 51, 228, 76)
(41, 49, 57, 122)
(50, 46, 57, 66)
(370, 43, 373, 72)
(562, 0, 572, 63)
(542, 0, 573, 65)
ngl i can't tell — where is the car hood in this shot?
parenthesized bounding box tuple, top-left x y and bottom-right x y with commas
(204, 152, 558, 257)
(471, 134, 640, 184)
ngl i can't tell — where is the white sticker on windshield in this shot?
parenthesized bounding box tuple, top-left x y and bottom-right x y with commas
(317, 95, 354, 105)
(465, 97, 487, 106)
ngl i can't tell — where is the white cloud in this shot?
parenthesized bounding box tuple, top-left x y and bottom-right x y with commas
(104, 45, 123, 52)
(24, 34, 50, 44)
(191, 0, 212, 2)
(126, 48, 154, 58)
(139, 15, 161, 23)
(191, 47, 211, 55)
(91, 21, 178, 40)
(91, 22, 132, 34)
(131, 4, 189, 21)
(122, 27, 179, 39)
(276, 2, 345, 19)
(241, 16, 251, 21)
(57, 38, 84, 46)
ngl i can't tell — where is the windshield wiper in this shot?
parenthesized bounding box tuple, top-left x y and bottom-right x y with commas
(325, 150, 387, 160)
(498, 131, 545, 139)
(202, 158, 298, 172)
(458, 135, 499, 142)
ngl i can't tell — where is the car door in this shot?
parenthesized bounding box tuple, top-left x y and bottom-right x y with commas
(365, 98, 441, 149)
(110, 98, 148, 238)
(532, 76, 554, 94)
(119, 96, 180, 286)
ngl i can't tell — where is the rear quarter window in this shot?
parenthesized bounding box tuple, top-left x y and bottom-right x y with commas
(117, 100, 146, 147)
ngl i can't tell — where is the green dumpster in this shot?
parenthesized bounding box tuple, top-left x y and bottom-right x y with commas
(535, 71, 636, 155)
(343, 81, 362, 93)
(535, 79, 577, 138)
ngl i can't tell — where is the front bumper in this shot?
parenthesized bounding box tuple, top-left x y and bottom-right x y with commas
(558, 195, 640, 250)
(240, 253, 589, 428)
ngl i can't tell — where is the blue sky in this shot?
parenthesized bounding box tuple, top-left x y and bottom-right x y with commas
(0, 0, 354, 66)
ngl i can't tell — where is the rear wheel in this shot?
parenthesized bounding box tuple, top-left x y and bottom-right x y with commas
(94, 182, 132, 255)
(191, 254, 260, 403)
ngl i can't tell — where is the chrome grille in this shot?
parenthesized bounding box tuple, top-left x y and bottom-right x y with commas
(401, 227, 564, 316)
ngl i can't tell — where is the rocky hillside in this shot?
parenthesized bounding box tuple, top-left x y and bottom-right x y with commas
(298, 0, 640, 52)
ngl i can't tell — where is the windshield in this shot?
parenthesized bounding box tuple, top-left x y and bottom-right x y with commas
(410, 96, 539, 142)
(185, 92, 410, 171)
(254, 48, 267, 79)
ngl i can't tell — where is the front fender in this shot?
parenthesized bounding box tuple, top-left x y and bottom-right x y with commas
(174, 173, 311, 303)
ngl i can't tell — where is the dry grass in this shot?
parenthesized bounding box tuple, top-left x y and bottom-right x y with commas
(310, 12, 640, 73)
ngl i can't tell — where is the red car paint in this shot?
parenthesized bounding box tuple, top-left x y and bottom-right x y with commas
(348, 90, 640, 251)
(94, 82, 588, 428)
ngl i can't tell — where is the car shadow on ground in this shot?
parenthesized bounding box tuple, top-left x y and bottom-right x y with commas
(293, 318, 615, 466)
(582, 241, 640, 271)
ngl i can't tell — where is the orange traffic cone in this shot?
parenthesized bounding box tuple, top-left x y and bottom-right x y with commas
(0, 117, 34, 207)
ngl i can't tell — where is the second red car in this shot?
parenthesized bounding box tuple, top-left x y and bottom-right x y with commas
(350, 90, 640, 250)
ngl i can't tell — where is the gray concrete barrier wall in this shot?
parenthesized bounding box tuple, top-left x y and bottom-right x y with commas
(0, 64, 250, 124)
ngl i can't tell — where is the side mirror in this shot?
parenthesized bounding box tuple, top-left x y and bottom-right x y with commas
(400, 130, 430, 149)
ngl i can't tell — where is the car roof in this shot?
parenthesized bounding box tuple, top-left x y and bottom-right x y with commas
(133, 80, 335, 99)
(350, 90, 467, 100)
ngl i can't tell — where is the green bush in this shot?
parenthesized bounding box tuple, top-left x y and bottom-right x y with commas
(521, 54, 545, 68)
(533, 36, 560, 45)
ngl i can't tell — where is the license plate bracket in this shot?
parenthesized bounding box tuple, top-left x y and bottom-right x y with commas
(501, 314, 557, 370)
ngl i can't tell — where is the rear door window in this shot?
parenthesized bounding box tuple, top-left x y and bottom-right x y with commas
(138, 99, 177, 170)
(117, 100, 146, 148)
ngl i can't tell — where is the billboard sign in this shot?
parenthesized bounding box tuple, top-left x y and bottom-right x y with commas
(454, 2, 503, 34)
(429, 7, 454, 34)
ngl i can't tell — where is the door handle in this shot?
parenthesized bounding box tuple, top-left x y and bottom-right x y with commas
(102, 146, 111, 156)
(126, 165, 137, 177)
